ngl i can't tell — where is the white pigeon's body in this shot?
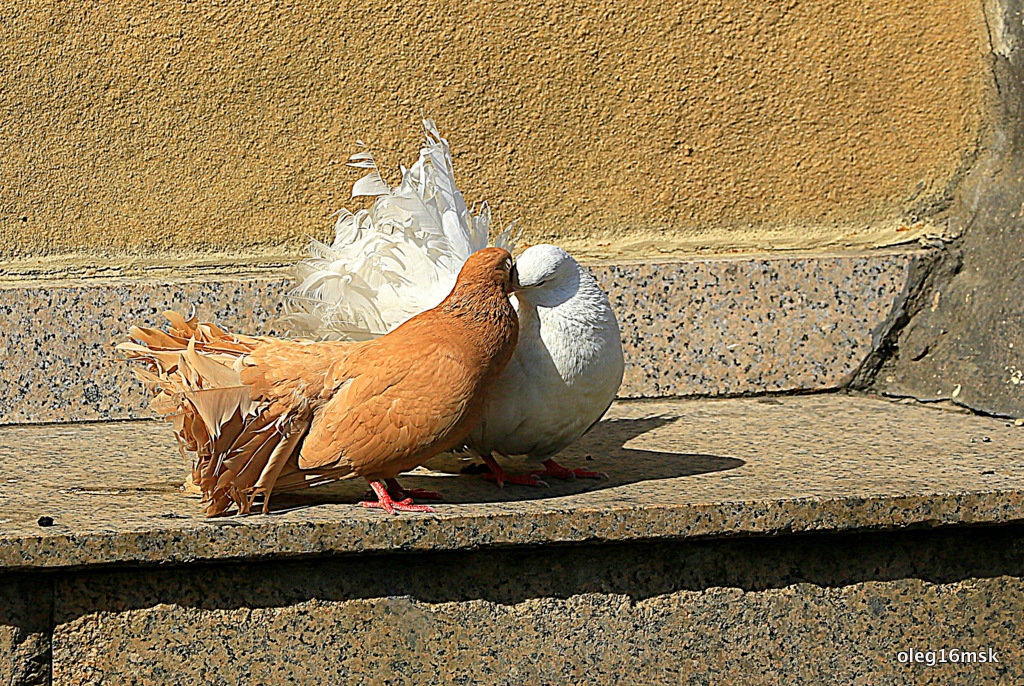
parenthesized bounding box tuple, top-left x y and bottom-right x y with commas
(285, 121, 623, 485)
(469, 246, 624, 468)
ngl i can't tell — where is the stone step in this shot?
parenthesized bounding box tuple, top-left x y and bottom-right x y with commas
(3, 392, 1024, 685)
(2, 392, 1021, 571)
(0, 249, 928, 425)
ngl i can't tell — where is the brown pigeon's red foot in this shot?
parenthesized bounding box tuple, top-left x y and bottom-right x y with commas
(479, 453, 548, 488)
(362, 479, 443, 501)
(534, 458, 608, 481)
(360, 481, 435, 514)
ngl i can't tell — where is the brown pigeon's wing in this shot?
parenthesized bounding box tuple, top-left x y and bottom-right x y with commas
(239, 339, 358, 404)
(297, 338, 476, 474)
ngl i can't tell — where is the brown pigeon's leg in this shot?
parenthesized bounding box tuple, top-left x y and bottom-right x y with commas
(533, 458, 609, 480)
(479, 452, 548, 488)
(360, 480, 435, 514)
(362, 478, 444, 501)
(385, 478, 443, 500)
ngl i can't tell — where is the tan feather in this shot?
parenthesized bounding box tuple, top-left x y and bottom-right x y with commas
(162, 309, 197, 335)
(183, 387, 252, 441)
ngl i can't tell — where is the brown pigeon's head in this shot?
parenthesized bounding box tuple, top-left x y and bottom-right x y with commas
(457, 247, 518, 294)
(441, 246, 520, 358)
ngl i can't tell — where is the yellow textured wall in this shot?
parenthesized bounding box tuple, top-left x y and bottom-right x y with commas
(0, 0, 989, 269)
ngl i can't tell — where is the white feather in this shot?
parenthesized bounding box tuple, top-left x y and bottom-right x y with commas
(282, 120, 519, 340)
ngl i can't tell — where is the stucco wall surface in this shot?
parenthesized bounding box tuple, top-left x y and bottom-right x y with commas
(0, 0, 988, 269)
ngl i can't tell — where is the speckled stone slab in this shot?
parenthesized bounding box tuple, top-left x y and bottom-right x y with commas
(45, 527, 1024, 685)
(2, 393, 1023, 571)
(0, 273, 292, 425)
(0, 249, 927, 424)
(601, 250, 926, 398)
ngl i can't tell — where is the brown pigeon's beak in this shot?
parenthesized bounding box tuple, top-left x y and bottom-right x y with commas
(508, 263, 521, 293)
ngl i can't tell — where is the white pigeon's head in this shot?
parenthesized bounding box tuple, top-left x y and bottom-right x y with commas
(512, 244, 580, 306)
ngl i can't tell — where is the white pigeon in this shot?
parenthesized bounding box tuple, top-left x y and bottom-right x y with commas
(466, 243, 625, 487)
(284, 120, 624, 488)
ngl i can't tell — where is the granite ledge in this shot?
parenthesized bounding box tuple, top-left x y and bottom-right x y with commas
(0, 248, 929, 424)
(2, 392, 1023, 571)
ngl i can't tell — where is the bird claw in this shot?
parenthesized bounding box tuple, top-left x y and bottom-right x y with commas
(477, 452, 548, 488)
(363, 479, 444, 502)
(362, 481, 436, 514)
(359, 498, 435, 514)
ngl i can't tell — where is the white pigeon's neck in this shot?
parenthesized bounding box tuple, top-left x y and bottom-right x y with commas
(517, 269, 611, 326)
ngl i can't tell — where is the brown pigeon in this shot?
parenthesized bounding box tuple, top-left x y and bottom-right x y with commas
(118, 247, 519, 516)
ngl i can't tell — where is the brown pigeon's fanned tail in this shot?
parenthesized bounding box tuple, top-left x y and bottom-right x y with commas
(117, 310, 347, 516)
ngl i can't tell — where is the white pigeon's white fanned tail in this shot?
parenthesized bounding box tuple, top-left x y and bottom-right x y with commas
(420, 118, 476, 260)
(282, 120, 518, 341)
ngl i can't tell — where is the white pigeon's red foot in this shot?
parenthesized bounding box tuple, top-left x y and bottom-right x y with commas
(360, 481, 436, 514)
(533, 458, 609, 481)
(479, 452, 548, 488)
(482, 470, 549, 488)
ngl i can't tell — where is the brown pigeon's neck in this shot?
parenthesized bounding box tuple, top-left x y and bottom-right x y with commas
(442, 284, 505, 314)
(441, 287, 518, 347)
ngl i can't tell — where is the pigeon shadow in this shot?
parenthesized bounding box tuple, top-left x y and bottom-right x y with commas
(269, 414, 744, 510)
